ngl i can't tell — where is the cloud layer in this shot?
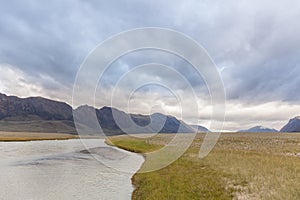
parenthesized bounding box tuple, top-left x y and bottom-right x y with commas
(0, 0, 300, 131)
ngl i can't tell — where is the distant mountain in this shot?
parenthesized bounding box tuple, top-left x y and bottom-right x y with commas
(0, 93, 207, 135)
(0, 93, 72, 121)
(280, 116, 300, 132)
(75, 106, 195, 135)
(238, 126, 278, 133)
(190, 125, 210, 132)
(0, 93, 75, 134)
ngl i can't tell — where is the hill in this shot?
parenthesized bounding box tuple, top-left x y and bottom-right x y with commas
(238, 125, 278, 133)
(280, 116, 300, 132)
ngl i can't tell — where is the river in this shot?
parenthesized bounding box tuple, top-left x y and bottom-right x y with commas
(0, 139, 144, 200)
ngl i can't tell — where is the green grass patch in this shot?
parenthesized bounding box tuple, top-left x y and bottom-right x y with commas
(132, 157, 235, 200)
(108, 136, 163, 153)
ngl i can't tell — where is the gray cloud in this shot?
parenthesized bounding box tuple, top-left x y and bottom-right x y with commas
(0, 0, 300, 130)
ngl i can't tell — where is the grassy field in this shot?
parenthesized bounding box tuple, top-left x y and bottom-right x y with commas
(0, 131, 79, 141)
(108, 132, 300, 200)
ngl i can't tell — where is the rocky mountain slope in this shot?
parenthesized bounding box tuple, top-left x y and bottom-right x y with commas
(0, 93, 209, 135)
(74, 106, 197, 135)
(280, 116, 300, 132)
(0, 93, 72, 121)
(190, 125, 210, 132)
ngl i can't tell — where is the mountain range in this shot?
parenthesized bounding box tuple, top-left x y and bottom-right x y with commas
(0, 92, 299, 134)
(0, 93, 208, 135)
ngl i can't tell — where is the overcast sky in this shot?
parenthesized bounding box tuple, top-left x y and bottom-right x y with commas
(0, 0, 300, 131)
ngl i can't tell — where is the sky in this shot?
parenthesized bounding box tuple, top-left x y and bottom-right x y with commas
(0, 0, 300, 131)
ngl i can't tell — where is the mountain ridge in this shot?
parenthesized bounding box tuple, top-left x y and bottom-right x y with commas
(280, 116, 300, 132)
(0, 93, 73, 121)
(0, 93, 209, 135)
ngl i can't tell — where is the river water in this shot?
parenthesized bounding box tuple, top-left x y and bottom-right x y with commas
(0, 139, 144, 200)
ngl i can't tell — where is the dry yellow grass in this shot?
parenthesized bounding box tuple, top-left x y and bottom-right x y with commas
(0, 131, 78, 141)
(109, 132, 300, 200)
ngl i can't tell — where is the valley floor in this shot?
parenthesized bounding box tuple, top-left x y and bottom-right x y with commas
(109, 132, 300, 200)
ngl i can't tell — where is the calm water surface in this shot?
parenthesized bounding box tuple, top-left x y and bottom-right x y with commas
(0, 139, 144, 200)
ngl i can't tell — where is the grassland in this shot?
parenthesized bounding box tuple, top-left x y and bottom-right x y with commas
(108, 132, 300, 200)
(0, 131, 79, 141)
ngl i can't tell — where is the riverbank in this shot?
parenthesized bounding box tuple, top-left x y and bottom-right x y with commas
(0, 131, 79, 141)
(108, 133, 300, 200)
